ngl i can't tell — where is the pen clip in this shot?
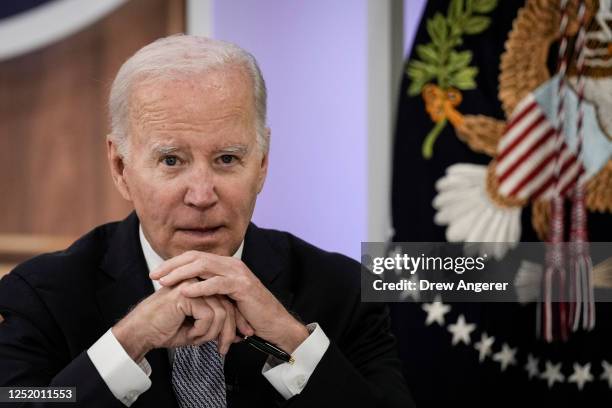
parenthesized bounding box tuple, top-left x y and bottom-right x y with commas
(241, 334, 294, 364)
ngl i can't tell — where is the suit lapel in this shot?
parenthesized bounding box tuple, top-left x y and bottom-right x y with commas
(96, 211, 154, 329)
(241, 223, 294, 307)
(95, 211, 177, 407)
(224, 223, 295, 405)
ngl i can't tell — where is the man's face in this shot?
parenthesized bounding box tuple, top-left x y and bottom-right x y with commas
(108, 65, 268, 259)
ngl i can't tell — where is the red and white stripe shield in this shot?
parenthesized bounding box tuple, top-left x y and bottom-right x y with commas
(495, 93, 585, 201)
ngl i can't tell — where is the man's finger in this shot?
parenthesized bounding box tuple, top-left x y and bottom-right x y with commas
(150, 251, 235, 281)
(149, 250, 205, 280)
(218, 298, 236, 355)
(235, 309, 254, 337)
(181, 276, 234, 298)
(189, 314, 214, 340)
(199, 296, 226, 342)
(174, 324, 195, 347)
(157, 260, 216, 286)
(187, 297, 214, 338)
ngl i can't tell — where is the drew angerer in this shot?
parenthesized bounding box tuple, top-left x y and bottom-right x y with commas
(372, 279, 509, 293)
(368, 253, 509, 293)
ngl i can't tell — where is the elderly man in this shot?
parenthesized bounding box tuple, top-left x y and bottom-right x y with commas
(0, 35, 412, 407)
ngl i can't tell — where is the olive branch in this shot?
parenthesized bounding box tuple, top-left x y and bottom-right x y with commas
(406, 0, 497, 158)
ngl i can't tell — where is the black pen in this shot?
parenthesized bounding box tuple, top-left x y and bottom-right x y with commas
(241, 334, 295, 364)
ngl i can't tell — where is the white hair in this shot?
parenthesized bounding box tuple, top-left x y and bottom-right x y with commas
(108, 34, 268, 159)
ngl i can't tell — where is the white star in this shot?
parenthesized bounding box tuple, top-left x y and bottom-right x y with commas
(540, 361, 565, 388)
(422, 295, 451, 326)
(492, 343, 517, 371)
(447, 314, 476, 345)
(601, 361, 612, 388)
(568, 363, 593, 390)
(525, 354, 540, 379)
(474, 333, 495, 362)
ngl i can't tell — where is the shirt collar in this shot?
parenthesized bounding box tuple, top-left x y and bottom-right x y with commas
(139, 224, 244, 289)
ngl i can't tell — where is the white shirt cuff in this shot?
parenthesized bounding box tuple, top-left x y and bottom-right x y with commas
(261, 323, 330, 399)
(87, 328, 152, 407)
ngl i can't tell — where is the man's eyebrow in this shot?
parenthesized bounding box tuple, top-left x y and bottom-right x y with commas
(150, 145, 181, 156)
(217, 145, 248, 155)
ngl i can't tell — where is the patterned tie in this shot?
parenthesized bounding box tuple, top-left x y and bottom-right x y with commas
(171, 341, 227, 408)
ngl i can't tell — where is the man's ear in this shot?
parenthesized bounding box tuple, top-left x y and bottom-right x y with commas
(106, 136, 132, 202)
(256, 128, 270, 194)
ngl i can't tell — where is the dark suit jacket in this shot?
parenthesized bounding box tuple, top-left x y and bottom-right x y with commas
(0, 212, 413, 407)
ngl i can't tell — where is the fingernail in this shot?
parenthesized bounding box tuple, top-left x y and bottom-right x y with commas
(159, 277, 167, 284)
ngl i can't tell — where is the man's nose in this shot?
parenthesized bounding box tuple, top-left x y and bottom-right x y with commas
(183, 166, 219, 209)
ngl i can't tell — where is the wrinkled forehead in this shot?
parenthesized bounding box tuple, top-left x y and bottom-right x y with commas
(127, 65, 256, 129)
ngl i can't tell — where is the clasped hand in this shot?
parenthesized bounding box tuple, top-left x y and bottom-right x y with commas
(113, 251, 308, 363)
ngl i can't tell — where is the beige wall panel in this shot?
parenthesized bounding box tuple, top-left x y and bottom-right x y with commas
(0, 0, 185, 271)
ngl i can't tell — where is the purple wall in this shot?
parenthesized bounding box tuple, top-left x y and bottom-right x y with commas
(404, 0, 427, 56)
(214, 0, 367, 260)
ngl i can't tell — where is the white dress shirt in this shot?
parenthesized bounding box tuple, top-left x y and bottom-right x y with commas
(87, 225, 330, 406)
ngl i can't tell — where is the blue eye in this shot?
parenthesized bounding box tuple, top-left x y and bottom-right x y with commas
(163, 156, 178, 166)
(220, 155, 235, 164)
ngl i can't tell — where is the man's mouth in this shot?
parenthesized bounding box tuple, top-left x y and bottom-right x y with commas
(176, 226, 223, 237)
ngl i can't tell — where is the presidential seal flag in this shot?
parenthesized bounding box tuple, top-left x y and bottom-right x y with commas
(390, 0, 612, 405)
